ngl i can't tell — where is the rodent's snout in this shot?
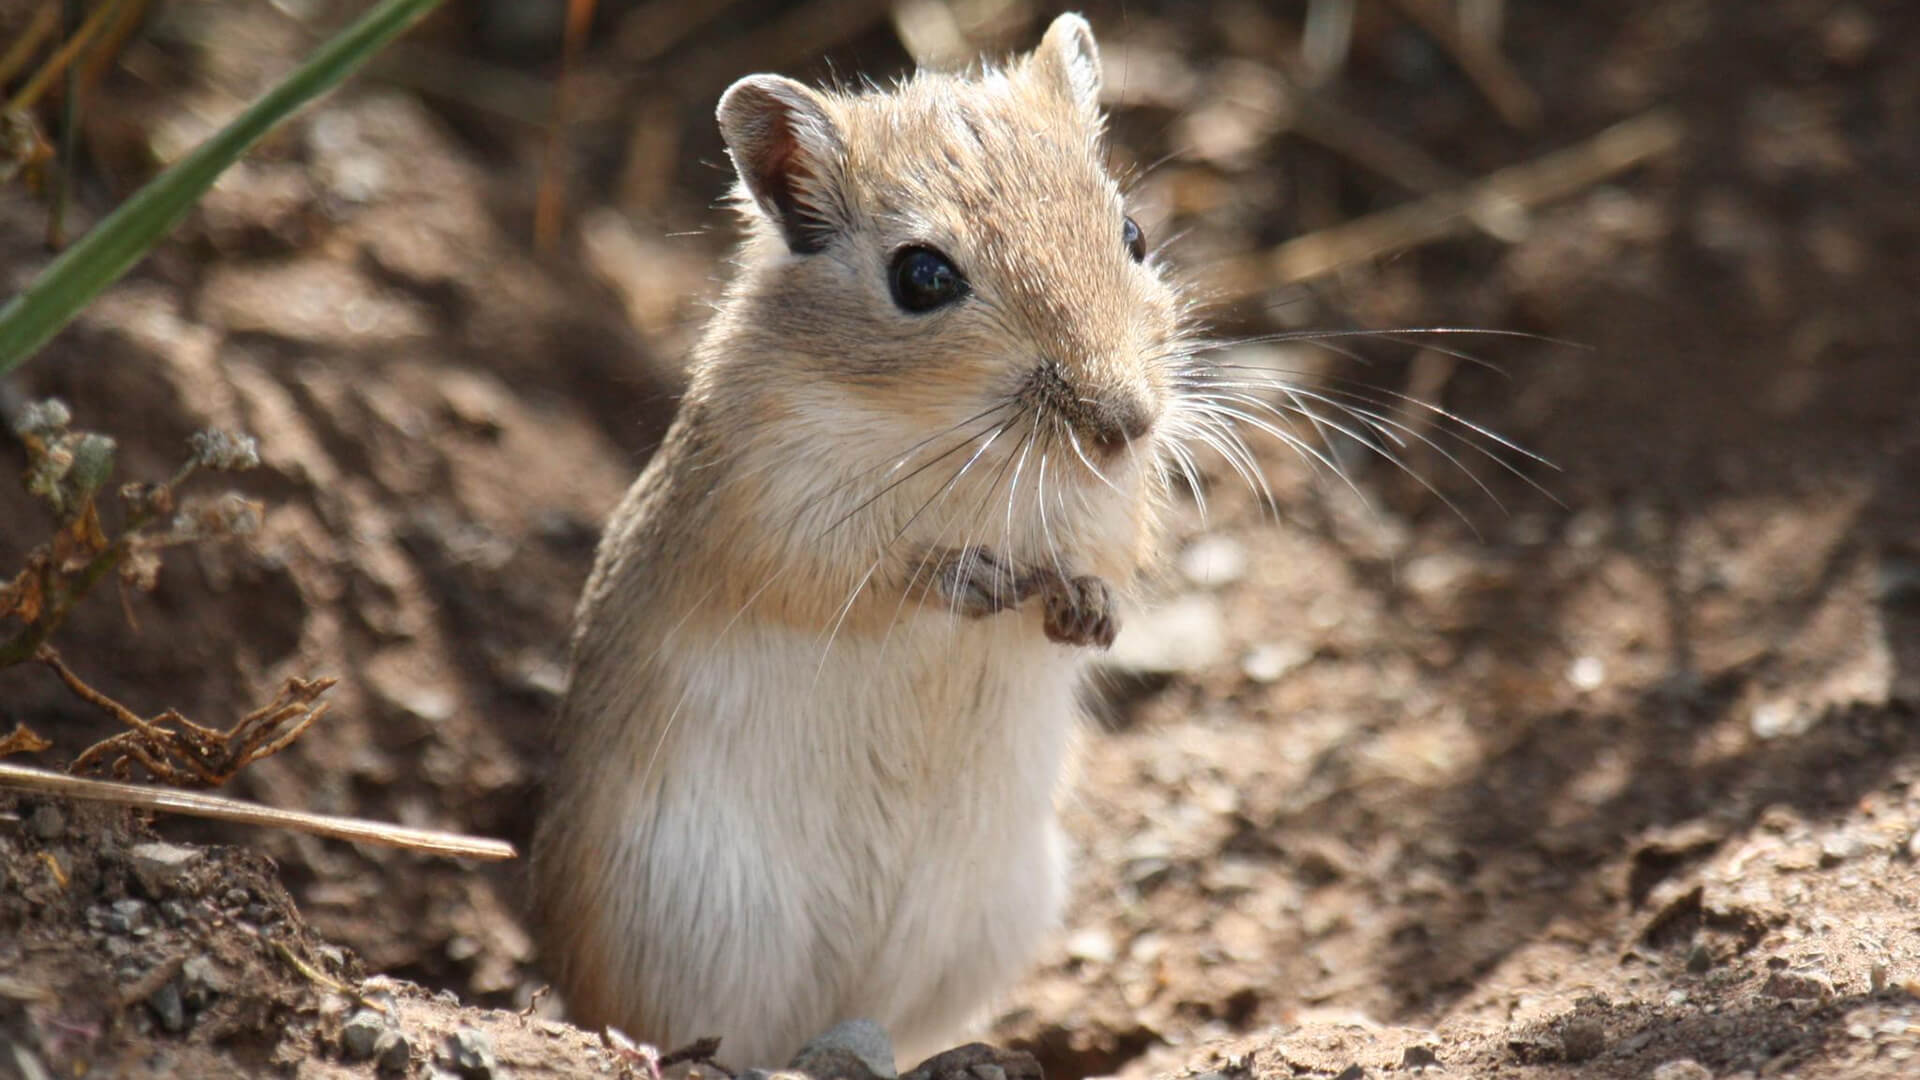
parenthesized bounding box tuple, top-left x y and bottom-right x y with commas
(1027, 362, 1158, 461)
(1081, 394, 1156, 458)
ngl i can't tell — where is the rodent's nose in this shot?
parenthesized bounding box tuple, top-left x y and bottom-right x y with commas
(1083, 396, 1156, 457)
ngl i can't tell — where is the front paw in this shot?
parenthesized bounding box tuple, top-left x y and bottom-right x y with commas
(1041, 574, 1117, 649)
(930, 546, 1028, 618)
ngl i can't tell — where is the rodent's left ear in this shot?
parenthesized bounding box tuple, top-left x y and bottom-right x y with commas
(1030, 13, 1102, 119)
(717, 75, 847, 255)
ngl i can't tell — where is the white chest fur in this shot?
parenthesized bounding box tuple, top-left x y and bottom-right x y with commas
(586, 611, 1082, 1066)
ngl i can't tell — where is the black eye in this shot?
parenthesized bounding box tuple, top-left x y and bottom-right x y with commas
(889, 246, 968, 313)
(1122, 216, 1146, 262)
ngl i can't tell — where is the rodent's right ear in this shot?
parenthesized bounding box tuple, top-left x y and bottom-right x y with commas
(717, 76, 847, 256)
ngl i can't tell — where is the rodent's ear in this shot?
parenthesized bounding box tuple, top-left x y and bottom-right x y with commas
(1030, 13, 1102, 119)
(717, 75, 846, 256)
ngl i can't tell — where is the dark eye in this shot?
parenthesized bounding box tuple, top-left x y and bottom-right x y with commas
(1122, 216, 1146, 262)
(889, 246, 969, 313)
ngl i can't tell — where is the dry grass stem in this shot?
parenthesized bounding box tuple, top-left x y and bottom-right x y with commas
(0, 761, 518, 860)
(1215, 107, 1684, 297)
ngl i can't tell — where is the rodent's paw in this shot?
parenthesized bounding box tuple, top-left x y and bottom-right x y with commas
(902, 1043, 1045, 1080)
(1042, 574, 1118, 650)
(932, 546, 1029, 617)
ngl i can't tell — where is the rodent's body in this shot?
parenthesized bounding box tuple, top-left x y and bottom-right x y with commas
(532, 15, 1184, 1065)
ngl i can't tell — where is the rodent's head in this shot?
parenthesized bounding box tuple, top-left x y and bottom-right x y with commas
(701, 14, 1189, 589)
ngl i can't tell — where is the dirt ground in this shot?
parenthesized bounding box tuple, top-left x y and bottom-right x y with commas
(3, 0, 1918, 1077)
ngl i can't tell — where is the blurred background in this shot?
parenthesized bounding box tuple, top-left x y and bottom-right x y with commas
(2, 0, 1918, 1075)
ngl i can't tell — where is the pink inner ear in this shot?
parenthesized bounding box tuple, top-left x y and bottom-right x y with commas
(740, 97, 831, 255)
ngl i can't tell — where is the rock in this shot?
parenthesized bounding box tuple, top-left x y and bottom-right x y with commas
(1400, 1045, 1442, 1070)
(342, 1008, 388, 1062)
(790, 1019, 898, 1080)
(1762, 969, 1835, 1000)
(445, 1027, 500, 1079)
(182, 955, 230, 994)
(377, 1030, 412, 1074)
(128, 842, 200, 893)
(107, 898, 150, 934)
(1650, 1060, 1714, 1080)
(148, 981, 187, 1033)
(901, 1044, 1042, 1080)
(1176, 535, 1247, 588)
(1558, 1016, 1606, 1062)
(27, 804, 64, 840)
(1686, 943, 1713, 973)
(1750, 700, 1811, 739)
(1064, 927, 1118, 966)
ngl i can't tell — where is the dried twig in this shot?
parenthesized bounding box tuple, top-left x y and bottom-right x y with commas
(1214, 107, 1683, 298)
(45, 646, 334, 785)
(0, 761, 518, 860)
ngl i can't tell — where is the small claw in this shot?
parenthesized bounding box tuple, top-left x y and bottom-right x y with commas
(1041, 574, 1117, 649)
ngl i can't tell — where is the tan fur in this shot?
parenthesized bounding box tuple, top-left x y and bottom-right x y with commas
(531, 15, 1187, 1066)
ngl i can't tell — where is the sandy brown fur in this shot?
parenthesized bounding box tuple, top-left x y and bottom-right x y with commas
(530, 16, 1188, 1065)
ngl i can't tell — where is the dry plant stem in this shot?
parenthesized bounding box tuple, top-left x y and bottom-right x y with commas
(533, 0, 597, 253)
(5, 0, 121, 114)
(0, 761, 518, 860)
(1215, 107, 1683, 296)
(0, 4, 59, 89)
(42, 646, 333, 785)
(1288, 87, 1461, 195)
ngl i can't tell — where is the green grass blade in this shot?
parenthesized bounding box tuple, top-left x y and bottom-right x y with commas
(0, 0, 446, 374)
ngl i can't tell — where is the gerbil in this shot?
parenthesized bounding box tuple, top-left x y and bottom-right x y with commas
(531, 15, 1191, 1066)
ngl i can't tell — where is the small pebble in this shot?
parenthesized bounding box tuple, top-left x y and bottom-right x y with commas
(108, 898, 149, 935)
(342, 1008, 388, 1062)
(1064, 927, 1118, 966)
(129, 842, 199, 890)
(148, 981, 187, 1033)
(1750, 701, 1809, 739)
(1761, 968, 1834, 1000)
(1686, 943, 1713, 973)
(1400, 1045, 1441, 1069)
(377, 1030, 412, 1074)
(790, 1019, 897, 1080)
(1558, 1017, 1606, 1062)
(445, 1027, 498, 1079)
(183, 955, 230, 994)
(1820, 832, 1864, 865)
(27, 804, 64, 840)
